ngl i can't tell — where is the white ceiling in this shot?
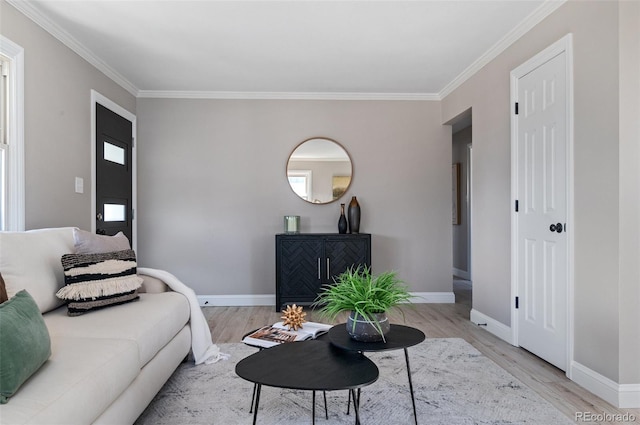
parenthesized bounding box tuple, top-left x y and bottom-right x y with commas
(10, 0, 563, 98)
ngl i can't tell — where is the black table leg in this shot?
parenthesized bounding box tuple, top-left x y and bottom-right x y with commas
(249, 347, 264, 414)
(350, 389, 361, 425)
(252, 384, 262, 425)
(312, 391, 316, 425)
(404, 348, 418, 425)
(346, 387, 361, 417)
(323, 391, 328, 419)
(250, 383, 257, 413)
(311, 391, 328, 423)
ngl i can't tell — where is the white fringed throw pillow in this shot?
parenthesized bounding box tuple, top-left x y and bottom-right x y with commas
(56, 249, 143, 316)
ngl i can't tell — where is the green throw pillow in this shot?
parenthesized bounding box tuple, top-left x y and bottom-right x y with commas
(0, 290, 52, 404)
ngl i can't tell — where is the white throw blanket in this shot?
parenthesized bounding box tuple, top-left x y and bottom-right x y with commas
(138, 267, 229, 364)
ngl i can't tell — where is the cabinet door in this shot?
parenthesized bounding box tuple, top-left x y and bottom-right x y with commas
(324, 237, 370, 283)
(278, 238, 323, 302)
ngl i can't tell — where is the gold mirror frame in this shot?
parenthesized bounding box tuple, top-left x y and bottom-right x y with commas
(286, 137, 353, 204)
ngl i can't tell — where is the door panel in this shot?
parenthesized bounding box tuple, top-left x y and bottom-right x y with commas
(515, 50, 568, 371)
(96, 103, 133, 243)
(324, 238, 370, 282)
(278, 239, 323, 298)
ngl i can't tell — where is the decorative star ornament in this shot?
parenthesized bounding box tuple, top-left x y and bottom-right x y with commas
(281, 304, 307, 331)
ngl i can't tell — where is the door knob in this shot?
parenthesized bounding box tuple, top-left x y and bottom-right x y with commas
(549, 223, 563, 233)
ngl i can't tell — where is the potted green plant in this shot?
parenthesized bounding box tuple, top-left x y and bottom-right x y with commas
(312, 265, 413, 342)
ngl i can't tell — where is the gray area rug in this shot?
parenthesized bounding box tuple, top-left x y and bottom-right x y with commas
(135, 339, 573, 425)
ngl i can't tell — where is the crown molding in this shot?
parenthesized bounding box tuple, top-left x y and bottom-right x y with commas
(438, 0, 567, 99)
(7, 0, 139, 96)
(136, 90, 440, 101)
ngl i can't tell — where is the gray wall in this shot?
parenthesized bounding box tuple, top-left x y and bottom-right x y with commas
(136, 99, 452, 297)
(0, 2, 136, 231)
(442, 0, 638, 384)
(618, 0, 640, 386)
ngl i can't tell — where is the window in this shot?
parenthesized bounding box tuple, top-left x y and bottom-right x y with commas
(287, 170, 312, 201)
(1, 55, 10, 229)
(0, 36, 25, 231)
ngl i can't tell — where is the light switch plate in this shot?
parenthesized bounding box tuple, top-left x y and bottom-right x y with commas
(75, 177, 84, 194)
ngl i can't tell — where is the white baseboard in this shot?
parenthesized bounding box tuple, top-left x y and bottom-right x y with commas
(410, 292, 455, 303)
(570, 361, 640, 408)
(453, 268, 471, 280)
(197, 294, 275, 307)
(197, 292, 454, 307)
(620, 385, 640, 409)
(470, 309, 515, 345)
(467, 309, 640, 409)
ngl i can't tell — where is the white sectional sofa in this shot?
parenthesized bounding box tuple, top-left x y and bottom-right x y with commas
(0, 228, 193, 424)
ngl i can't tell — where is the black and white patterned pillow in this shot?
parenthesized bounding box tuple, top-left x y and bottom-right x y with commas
(56, 249, 143, 316)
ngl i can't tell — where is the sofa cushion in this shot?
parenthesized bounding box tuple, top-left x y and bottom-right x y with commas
(138, 274, 169, 293)
(56, 249, 143, 316)
(0, 290, 52, 404)
(73, 228, 130, 254)
(0, 336, 139, 425)
(45, 292, 190, 367)
(0, 228, 75, 313)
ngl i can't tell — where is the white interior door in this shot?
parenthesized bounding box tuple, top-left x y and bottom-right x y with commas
(512, 36, 572, 371)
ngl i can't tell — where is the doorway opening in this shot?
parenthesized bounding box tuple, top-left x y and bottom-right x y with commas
(446, 109, 473, 311)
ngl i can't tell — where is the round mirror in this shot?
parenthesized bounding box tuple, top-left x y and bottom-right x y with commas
(286, 137, 353, 204)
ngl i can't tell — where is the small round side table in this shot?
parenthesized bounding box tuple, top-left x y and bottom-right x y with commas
(329, 324, 426, 425)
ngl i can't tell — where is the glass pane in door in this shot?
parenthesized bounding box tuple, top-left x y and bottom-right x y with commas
(104, 141, 125, 165)
(103, 203, 126, 222)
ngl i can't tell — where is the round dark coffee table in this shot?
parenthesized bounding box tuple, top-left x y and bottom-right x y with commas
(241, 329, 331, 416)
(329, 324, 425, 425)
(236, 340, 378, 425)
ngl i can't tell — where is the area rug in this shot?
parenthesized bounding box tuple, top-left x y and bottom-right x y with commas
(135, 339, 573, 425)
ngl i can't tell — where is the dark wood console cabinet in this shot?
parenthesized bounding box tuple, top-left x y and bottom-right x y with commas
(275, 233, 371, 312)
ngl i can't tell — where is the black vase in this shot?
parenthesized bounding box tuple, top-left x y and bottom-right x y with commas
(338, 204, 348, 234)
(347, 196, 361, 234)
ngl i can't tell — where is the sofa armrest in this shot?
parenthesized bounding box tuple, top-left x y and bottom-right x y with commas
(139, 275, 169, 293)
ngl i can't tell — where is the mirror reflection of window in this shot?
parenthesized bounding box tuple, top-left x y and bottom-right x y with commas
(286, 138, 352, 204)
(287, 171, 312, 201)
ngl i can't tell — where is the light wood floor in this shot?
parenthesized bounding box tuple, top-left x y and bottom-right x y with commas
(203, 280, 639, 424)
